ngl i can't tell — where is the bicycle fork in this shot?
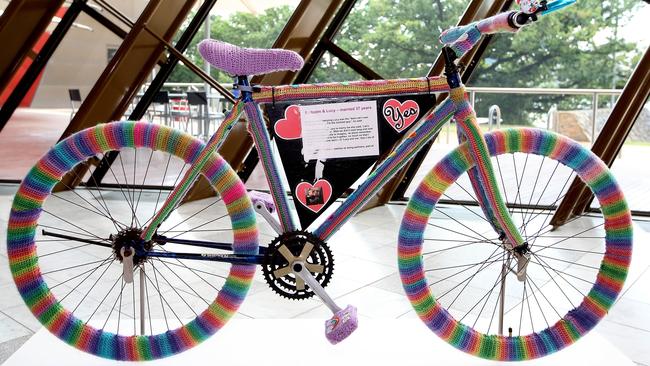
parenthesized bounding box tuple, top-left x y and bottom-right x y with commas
(443, 47, 531, 282)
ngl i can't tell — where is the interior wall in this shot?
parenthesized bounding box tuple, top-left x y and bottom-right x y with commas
(29, 1, 148, 108)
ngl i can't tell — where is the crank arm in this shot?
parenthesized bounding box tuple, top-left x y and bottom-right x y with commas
(293, 262, 359, 344)
(293, 262, 341, 313)
(253, 200, 282, 235)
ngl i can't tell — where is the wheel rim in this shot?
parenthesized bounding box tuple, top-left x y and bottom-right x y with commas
(7, 122, 258, 360)
(398, 128, 632, 360)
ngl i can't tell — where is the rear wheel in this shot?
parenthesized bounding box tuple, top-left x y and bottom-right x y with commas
(398, 128, 632, 360)
(7, 121, 258, 360)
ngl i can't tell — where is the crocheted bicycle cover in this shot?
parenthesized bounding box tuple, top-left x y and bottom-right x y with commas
(7, 122, 258, 360)
(244, 101, 296, 231)
(440, 11, 518, 58)
(399, 128, 632, 360)
(198, 39, 304, 76)
(451, 88, 525, 247)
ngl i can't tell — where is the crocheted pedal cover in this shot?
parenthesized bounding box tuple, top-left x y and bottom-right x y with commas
(398, 128, 632, 360)
(7, 121, 258, 360)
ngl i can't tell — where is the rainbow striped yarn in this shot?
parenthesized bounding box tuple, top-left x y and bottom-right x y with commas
(315, 99, 456, 241)
(451, 89, 525, 247)
(244, 101, 296, 231)
(398, 128, 632, 360)
(142, 100, 244, 240)
(440, 11, 518, 58)
(7, 121, 258, 360)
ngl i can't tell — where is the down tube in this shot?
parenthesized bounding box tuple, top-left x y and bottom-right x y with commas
(244, 101, 297, 232)
(142, 100, 245, 240)
(314, 98, 456, 241)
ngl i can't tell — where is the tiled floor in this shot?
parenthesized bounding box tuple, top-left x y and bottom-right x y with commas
(1, 182, 649, 365)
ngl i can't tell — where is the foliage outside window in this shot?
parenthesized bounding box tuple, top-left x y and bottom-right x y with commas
(471, 0, 645, 126)
(169, 0, 646, 129)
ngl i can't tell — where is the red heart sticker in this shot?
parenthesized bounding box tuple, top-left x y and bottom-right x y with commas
(295, 179, 333, 213)
(274, 105, 302, 140)
(382, 99, 420, 132)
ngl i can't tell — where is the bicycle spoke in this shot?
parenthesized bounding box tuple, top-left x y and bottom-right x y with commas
(143, 153, 174, 228)
(41, 209, 108, 242)
(422, 237, 499, 257)
(150, 261, 171, 331)
(428, 250, 504, 287)
(71, 257, 115, 313)
(530, 254, 588, 298)
(59, 255, 115, 303)
(102, 278, 127, 331)
(153, 258, 211, 305)
(42, 257, 112, 276)
(160, 197, 224, 236)
(149, 261, 198, 317)
(143, 264, 153, 335)
(168, 213, 229, 239)
(86, 273, 123, 325)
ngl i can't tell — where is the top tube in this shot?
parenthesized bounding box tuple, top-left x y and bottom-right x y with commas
(253, 76, 450, 104)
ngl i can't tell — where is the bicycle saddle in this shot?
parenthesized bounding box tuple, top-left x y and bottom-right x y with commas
(198, 39, 304, 76)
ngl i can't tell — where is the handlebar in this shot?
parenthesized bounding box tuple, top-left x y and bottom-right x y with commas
(440, 0, 576, 58)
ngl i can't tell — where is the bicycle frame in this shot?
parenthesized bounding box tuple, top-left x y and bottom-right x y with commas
(140, 69, 525, 265)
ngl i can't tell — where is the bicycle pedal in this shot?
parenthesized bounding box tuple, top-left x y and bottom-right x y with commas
(249, 190, 276, 213)
(325, 305, 358, 345)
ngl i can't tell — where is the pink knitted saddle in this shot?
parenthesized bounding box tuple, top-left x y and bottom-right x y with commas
(198, 39, 304, 76)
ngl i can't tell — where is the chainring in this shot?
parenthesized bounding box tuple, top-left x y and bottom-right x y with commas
(262, 231, 334, 300)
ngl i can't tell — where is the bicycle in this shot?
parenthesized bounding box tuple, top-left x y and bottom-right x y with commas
(6, 0, 632, 361)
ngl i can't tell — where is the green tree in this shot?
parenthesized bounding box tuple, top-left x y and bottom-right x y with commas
(169, 0, 644, 126)
(311, 0, 467, 81)
(470, 0, 643, 124)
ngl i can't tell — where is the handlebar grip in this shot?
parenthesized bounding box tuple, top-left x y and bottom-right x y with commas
(439, 11, 519, 58)
(476, 11, 519, 34)
(541, 0, 576, 15)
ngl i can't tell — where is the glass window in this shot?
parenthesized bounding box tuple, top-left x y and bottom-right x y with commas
(329, 0, 468, 79)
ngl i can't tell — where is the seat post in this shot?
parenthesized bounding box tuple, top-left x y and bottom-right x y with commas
(235, 75, 253, 102)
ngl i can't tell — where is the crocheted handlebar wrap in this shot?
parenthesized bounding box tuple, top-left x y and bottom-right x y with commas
(198, 39, 304, 76)
(440, 11, 518, 58)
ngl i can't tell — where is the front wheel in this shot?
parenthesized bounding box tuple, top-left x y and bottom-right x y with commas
(7, 121, 258, 360)
(398, 128, 632, 360)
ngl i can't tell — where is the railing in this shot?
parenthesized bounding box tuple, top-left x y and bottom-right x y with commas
(465, 86, 624, 145)
(145, 83, 625, 144)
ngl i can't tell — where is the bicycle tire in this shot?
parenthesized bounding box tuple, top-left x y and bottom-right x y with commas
(398, 128, 632, 360)
(7, 121, 258, 360)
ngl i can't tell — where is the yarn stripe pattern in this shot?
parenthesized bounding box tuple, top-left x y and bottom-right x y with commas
(244, 101, 296, 231)
(439, 11, 518, 58)
(7, 121, 258, 360)
(142, 101, 244, 240)
(314, 99, 456, 241)
(451, 89, 525, 247)
(398, 128, 632, 360)
(254, 77, 449, 104)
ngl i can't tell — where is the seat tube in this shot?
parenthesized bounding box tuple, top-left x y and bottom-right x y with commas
(243, 101, 297, 232)
(450, 87, 525, 247)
